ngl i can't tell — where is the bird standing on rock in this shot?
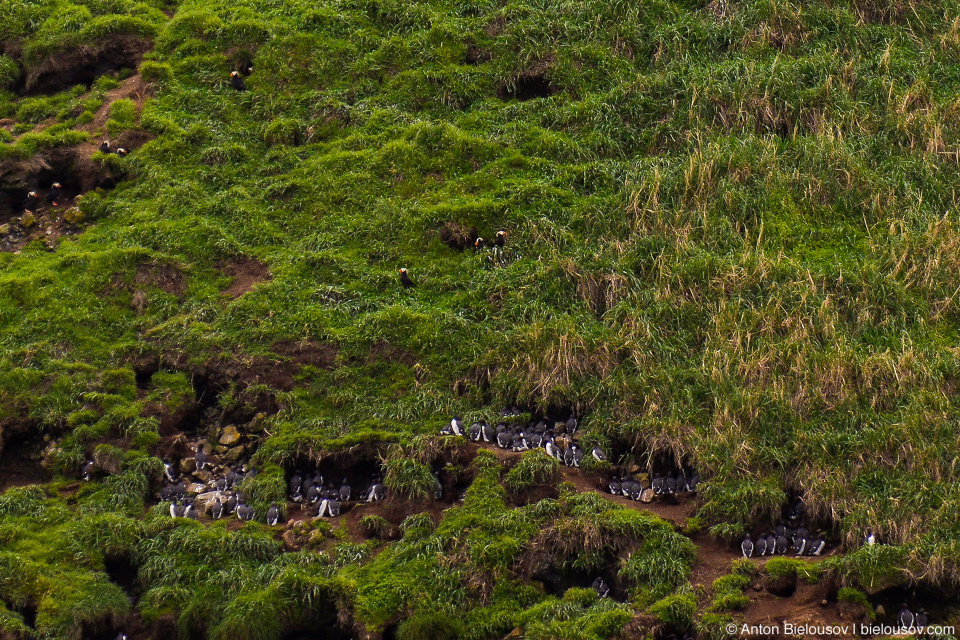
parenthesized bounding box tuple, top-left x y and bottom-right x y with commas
(230, 71, 247, 90)
(194, 446, 208, 469)
(211, 497, 224, 520)
(399, 268, 415, 288)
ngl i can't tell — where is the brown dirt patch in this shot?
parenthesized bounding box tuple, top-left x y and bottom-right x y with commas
(368, 341, 417, 367)
(217, 257, 272, 298)
(81, 74, 154, 135)
(135, 261, 187, 296)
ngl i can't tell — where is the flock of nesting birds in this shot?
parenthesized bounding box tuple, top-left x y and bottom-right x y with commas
(739, 498, 829, 557)
(441, 410, 606, 466)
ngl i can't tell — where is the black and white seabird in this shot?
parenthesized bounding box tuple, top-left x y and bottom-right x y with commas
(289, 473, 303, 500)
(765, 533, 777, 554)
(565, 415, 577, 435)
(215, 476, 227, 492)
(47, 183, 62, 206)
(338, 478, 351, 502)
(194, 447, 208, 469)
(367, 480, 386, 502)
(591, 445, 606, 462)
(481, 421, 495, 443)
(225, 493, 238, 514)
(544, 438, 560, 460)
(897, 604, 914, 629)
(237, 503, 254, 521)
(468, 421, 482, 441)
(652, 474, 664, 495)
(211, 497, 224, 519)
(450, 417, 464, 437)
(98, 140, 111, 154)
(563, 447, 575, 467)
(115, 148, 128, 157)
(807, 538, 825, 556)
(184, 500, 198, 520)
(741, 533, 754, 558)
(266, 503, 280, 526)
(170, 500, 184, 518)
(399, 268, 414, 288)
(81, 459, 95, 481)
(305, 484, 321, 504)
(756, 534, 768, 557)
(230, 71, 247, 90)
(496, 428, 512, 449)
(163, 459, 176, 483)
(433, 476, 443, 500)
(608, 478, 621, 495)
(865, 528, 876, 546)
(775, 534, 788, 555)
(115, 634, 128, 640)
(474, 237, 485, 251)
(22, 191, 39, 212)
(591, 577, 610, 599)
(327, 498, 340, 517)
(792, 537, 806, 556)
(494, 230, 507, 247)
(915, 609, 928, 628)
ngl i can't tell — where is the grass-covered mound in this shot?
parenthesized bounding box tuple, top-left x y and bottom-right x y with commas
(3, 0, 960, 635)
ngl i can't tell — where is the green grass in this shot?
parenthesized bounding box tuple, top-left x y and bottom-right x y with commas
(2, 0, 960, 635)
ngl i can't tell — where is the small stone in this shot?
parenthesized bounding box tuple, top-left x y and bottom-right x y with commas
(187, 483, 207, 495)
(0, 224, 9, 235)
(180, 458, 196, 474)
(192, 469, 212, 483)
(222, 444, 247, 464)
(63, 207, 85, 224)
(195, 491, 224, 513)
(20, 212, 35, 228)
(219, 425, 242, 446)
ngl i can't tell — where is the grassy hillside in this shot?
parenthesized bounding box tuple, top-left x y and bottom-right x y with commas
(2, 0, 960, 637)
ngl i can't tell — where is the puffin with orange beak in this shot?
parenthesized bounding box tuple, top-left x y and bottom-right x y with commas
(399, 268, 414, 288)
